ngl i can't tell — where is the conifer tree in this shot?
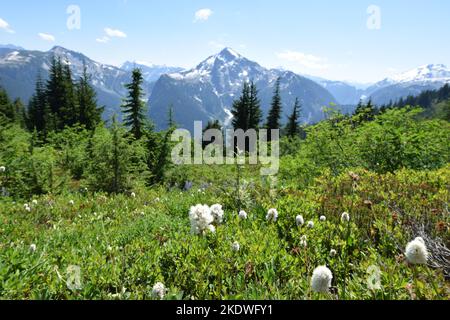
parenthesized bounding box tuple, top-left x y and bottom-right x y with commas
(248, 81, 262, 129)
(286, 97, 301, 138)
(28, 73, 50, 135)
(167, 104, 176, 129)
(266, 77, 283, 140)
(76, 63, 103, 130)
(121, 68, 146, 139)
(231, 82, 250, 131)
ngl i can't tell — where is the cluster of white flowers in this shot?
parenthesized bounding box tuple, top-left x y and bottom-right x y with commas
(266, 208, 278, 222)
(405, 237, 429, 265)
(0, 166, 5, 173)
(24, 203, 31, 212)
(296, 215, 304, 226)
(238, 210, 248, 220)
(311, 266, 333, 293)
(300, 235, 307, 248)
(152, 282, 166, 300)
(189, 204, 215, 235)
(210, 204, 224, 224)
(307, 221, 314, 229)
(320, 215, 326, 222)
(232, 241, 240, 252)
(341, 212, 350, 223)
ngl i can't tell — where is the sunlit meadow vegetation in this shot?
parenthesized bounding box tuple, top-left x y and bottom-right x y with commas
(0, 105, 449, 300)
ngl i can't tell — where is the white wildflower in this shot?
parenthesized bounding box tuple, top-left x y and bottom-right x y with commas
(266, 208, 279, 222)
(300, 235, 307, 248)
(330, 249, 337, 257)
(0, 166, 5, 173)
(130, 192, 136, 198)
(189, 204, 214, 235)
(296, 215, 304, 226)
(341, 212, 350, 223)
(207, 224, 216, 234)
(311, 266, 333, 293)
(238, 210, 248, 220)
(69, 200, 75, 206)
(232, 241, 240, 252)
(320, 215, 326, 222)
(152, 282, 166, 300)
(210, 204, 224, 224)
(32, 199, 38, 205)
(29, 243, 37, 252)
(307, 221, 314, 229)
(405, 237, 429, 265)
(24, 203, 31, 212)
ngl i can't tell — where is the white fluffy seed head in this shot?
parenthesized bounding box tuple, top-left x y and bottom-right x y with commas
(266, 208, 279, 222)
(405, 238, 429, 265)
(330, 249, 337, 257)
(210, 204, 224, 224)
(189, 204, 214, 235)
(307, 221, 314, 229)
(320, 215, 326, 222)
(238, 210, 248, 220)
(29, 243, 37, 252)
(311, 266, 333, 293)
(0, 166, 5, 173)
(207, 224, 216, 234)
(152, 282, 166, 299)
(232, 241, 240, 252)
(296, 215, 304, 226)
(341, 212, 350, 223)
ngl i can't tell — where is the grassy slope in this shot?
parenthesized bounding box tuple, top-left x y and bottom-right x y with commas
(1, 164, 448, 300)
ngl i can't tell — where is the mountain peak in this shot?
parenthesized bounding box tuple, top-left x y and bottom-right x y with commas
(387, 63, 450, 84)
(218, 47, 241, 60)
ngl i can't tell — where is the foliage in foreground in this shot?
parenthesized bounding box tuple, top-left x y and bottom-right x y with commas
(0, 165, 448, 300)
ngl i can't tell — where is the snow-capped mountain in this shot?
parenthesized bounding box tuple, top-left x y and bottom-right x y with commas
(0, 46, 153, 119)
(121, 61, 184, 83)
(366, 64, 450, 105)
(149, 48, 337, 131)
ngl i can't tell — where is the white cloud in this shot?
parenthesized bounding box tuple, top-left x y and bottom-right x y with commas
(277, 50, 329, 70)
(96, 36, 110, 43)
(38, 33, 55, 42)
(104, 27, 127, 38)
(0, 18, 15, 33)
(194, 9, 213, 22)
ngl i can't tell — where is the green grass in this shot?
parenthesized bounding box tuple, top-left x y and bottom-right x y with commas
(1, 164, 448, 300)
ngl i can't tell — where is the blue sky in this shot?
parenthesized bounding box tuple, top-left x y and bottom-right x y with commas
(0, 0, 449, 83)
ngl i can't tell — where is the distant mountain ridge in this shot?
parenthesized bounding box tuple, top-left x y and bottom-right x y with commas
(148, 48, 337, 131)
(1, 43, 449, 129)
(121, 61, 184, 83)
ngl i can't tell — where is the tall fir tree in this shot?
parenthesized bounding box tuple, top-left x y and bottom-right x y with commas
(28, 73, 51, 137)
(286, 97, 301, 138)
(167, 104, 177, 129)
(61, 60, 78, 127)
(231, 82, 250, 131)
(121, 68, 146, 139)
(248, 81, 262, 129)
(266, 77, 283, 140)
(76, 62, 103, 130)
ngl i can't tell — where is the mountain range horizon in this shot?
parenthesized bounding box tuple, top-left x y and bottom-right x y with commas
(1, 43, 449, 131)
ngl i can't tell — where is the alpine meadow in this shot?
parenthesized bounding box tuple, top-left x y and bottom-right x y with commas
(0, 1, 449, 302)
